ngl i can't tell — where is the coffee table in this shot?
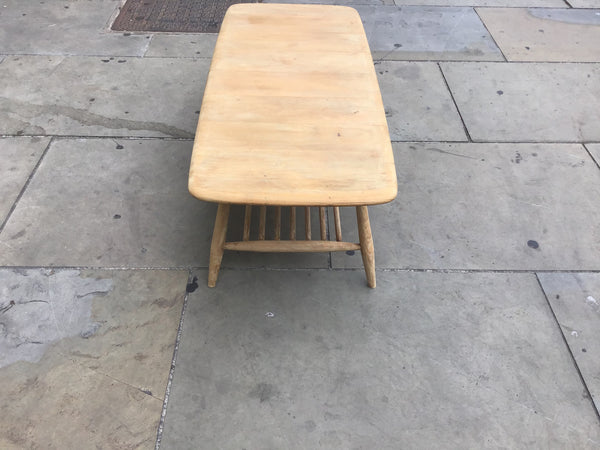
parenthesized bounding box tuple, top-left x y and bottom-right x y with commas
(188, 3, 397, 288)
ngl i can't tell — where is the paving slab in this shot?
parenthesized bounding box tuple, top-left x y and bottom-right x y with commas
(537, 273, 600, 413)
(570, 0, 599, 7)
(160, 270, 600, 448)
(0, 136, 49, 224)
(376, 61, 467, 141)
(0, 138, 327, 269)
(358, 6, 503, 61)
(0, 0, 150, 56)
(394, 0, 567, 6)
(145, 34, 218, 58)
(478, 8, 600, 62)
(587, 144, 600, 166)
(440, 62, 600, 142)
(0, 55, 209, 137)
(333, 142, 600, 271)
(0, 268, 187, 449)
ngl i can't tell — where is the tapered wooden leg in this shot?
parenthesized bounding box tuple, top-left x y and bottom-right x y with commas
(208, 203, 230, 288)
(356, 206, 376, 288)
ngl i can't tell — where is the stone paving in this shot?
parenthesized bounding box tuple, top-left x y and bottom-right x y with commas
(1, 0, 599, 449)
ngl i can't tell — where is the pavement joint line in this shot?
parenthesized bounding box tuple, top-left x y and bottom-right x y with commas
(373, 57, 505, 63)
(189, 267, 600, 274)
(0, 136, 54, 235)
(467, 139, 600, 144)
(155, 268, 193, 450)
(4, 135, 600, 146)
(0, 52, 150, 58)
(0, 53, 211, 61)
(142, 33, 154, 57)
(0, 266, 192, 271)
(582, 143, 600, 171)
(473, 6, 508, 63)
(2, 265, 600, 274)
(5, 135, 599, 146)
(0, 134, 195, 141)
(6, 135, 600, 144)
(534, 273, 600, 424)
(437, 62, 472, 142)
(2, 53, 600, 65)
(437, 60, 600, 65)
(458, 5, 575, 9)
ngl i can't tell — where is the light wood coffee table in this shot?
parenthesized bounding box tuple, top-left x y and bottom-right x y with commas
(189, 3, 397, 288)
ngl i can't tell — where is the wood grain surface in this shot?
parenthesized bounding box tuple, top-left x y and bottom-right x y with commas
(189, 3, 397, 206)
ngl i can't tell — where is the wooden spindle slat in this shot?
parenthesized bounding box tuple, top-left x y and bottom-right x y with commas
(224, 240, 360, 252)
(304, 206, 311, 240)
(290, 207, 296, 240)
(333, 207, 342, 242)
(319, 207, 327, 240)
(259, 206, 267, 240)
(243, 205, 252, 241)
(274, 206, 281, 240)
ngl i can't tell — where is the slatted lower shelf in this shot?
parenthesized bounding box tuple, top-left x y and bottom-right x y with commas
(208, 204, 376, 288)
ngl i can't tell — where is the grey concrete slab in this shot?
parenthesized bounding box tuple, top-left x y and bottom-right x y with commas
(0, 0, 150, 56)
(538, 273, 600, 413)
(570, 0, 599, 7)
(0, 137, 49, 223)
(0, 268, 187, 449)
(0, 55, 209, 137)
(587, 143, 600, 166)
(160, 270, 600, 448)
(358, 6, 503, 61)
(478, 8, 600, 62)
(376, 61, 467, 141)
(441, 62, 600, 142)
(395, 0, 567, 5)
(0, 138, 327, 269)
(145, 34, 217, 58)
(333, 143, 600, 270)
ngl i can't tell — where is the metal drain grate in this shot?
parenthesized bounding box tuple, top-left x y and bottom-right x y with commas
(112, 0, 257, 33)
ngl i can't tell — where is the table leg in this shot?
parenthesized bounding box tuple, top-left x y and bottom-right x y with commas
(208, 203, 230, 288)
(356, 206, 376, 288)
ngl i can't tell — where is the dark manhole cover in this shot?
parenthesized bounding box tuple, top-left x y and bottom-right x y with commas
(112, 0, 258, 33)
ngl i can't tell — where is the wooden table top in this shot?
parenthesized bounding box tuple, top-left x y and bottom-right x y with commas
(189, 3, 397, 206)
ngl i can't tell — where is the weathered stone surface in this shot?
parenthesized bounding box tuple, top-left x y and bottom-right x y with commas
(538, 273, 600, 412)
(0, 56, 209, 137)
(145, 34, 218, 58)
(569, 0, 598, 7)
(0, 0, 150, 56)
(333, 142, 600, 270)
(377, 61, 467, 141)
(0, 268, 187, 449)
(0, 138, 328, 269)
(478, 8, 600, 62)
(358, 6, 503, 61)
(161, 270, 600, 448)
(441, 62, 600, 142)
(0, 137, 49, 223)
